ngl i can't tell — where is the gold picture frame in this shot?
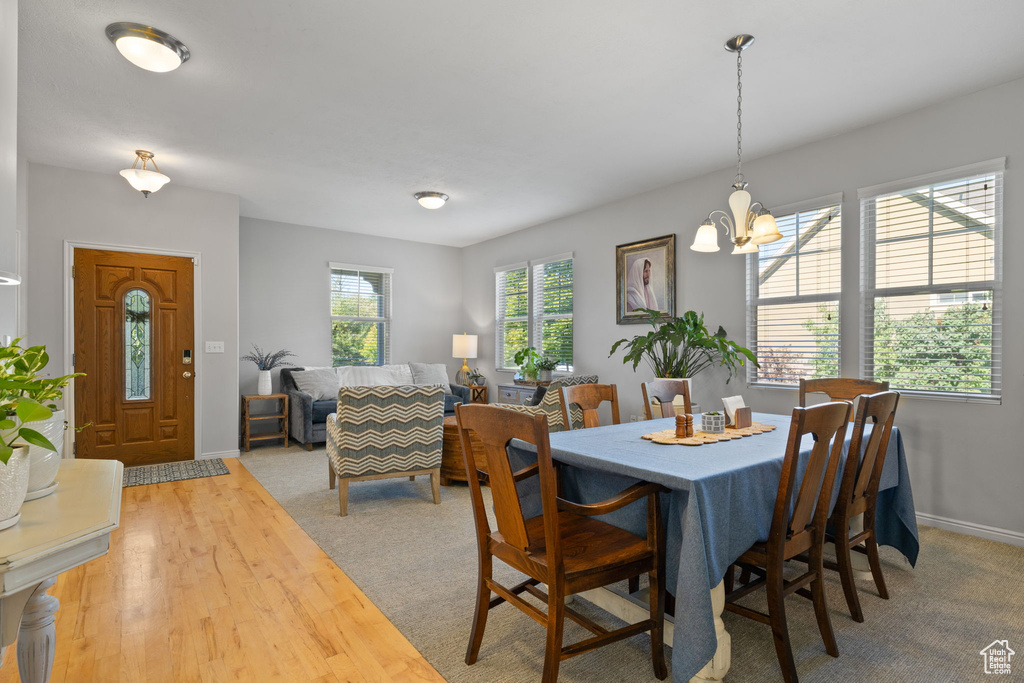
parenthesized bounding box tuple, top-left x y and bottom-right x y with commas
(615, 234, 676, 325)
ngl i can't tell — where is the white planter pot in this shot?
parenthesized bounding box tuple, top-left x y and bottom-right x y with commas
(258, 370, 272, 396)
(0, 446, 31, 531)
(702, 412, 726, 434)
(539, 370, 552, 381)
(25, 410, 65, 500)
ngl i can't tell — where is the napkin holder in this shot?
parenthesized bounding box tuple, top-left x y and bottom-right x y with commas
(728, 406, 752, 429)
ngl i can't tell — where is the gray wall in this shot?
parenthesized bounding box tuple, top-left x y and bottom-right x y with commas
(25, 163, 241, 458)
(239, 217, 464, 394)
(0, 0, 18, 337)
(462, 76, 1024, 537)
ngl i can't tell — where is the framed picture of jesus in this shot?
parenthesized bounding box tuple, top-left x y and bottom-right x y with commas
(615, 234, 675, 325)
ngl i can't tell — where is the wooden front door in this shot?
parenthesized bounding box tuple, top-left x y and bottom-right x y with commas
(73, 249, 195, 465)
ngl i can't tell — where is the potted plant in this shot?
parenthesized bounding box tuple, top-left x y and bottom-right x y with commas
(536, 356, 559, 382)
(0, 341, 66, 529)
(241, 345, 296, 395)
(466, 368, 486, 386)
(513, 346, 542, 383)
(609, 308, 757, 406)
(0, 340, 81, 500)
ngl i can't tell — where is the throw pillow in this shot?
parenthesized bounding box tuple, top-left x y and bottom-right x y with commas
(409, 362, 451, 390)
(291, 368, 341, 401)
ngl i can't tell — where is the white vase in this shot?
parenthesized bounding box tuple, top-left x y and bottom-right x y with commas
(258, 370, 272, 396)
(0, 446, 31, 531)
(25, 410, 65, 500)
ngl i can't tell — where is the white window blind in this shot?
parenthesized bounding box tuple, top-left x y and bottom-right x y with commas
(495, 263, 528, 371)
(330, 263, 393, 366)
(747, 199, 842, 386)
(532, 255, 574, 371)
(860, 161, 1003, 401)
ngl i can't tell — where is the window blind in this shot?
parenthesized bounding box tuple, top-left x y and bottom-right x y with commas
(532, 255, 573, 371)
(495, 263, 528, 371)
(330, 263, 393, 366)
(860, 163, 1003, 401)
(747, 201, 842, 386)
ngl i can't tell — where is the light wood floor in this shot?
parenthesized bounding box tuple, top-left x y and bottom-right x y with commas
(0, 458, 445, 682)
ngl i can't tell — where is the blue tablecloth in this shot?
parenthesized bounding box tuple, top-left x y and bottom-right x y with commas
(508, 412, 919, 682)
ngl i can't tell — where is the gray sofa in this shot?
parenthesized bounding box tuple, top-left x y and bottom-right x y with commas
(282, 367, 470, 450)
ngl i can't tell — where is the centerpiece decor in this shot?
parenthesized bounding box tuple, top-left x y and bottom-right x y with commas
(241, 345, 296, 395)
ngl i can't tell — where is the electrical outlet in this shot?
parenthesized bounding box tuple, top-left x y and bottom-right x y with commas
(205, 341, 225, 354)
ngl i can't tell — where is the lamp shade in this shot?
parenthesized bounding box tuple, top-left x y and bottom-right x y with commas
(751, 211, 783, 245)
(119, 168, 170, 195)
(728, 188, 752, 240)
(690, 222, 720, 252)
(452, 334, 478, 359)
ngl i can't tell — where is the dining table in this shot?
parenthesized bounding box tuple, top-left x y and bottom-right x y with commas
(508, 412, 919, 683)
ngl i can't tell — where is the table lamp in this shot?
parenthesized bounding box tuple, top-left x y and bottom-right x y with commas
(452, 333, 478, 385)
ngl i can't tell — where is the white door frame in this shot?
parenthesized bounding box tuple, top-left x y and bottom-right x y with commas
(62, 241, 203, 460)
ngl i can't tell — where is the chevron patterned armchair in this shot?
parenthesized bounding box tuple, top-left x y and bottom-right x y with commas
(494, 374, 599, 432)
(326, 385, 446, 516)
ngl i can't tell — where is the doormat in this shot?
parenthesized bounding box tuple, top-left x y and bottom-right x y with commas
(123, 458, 230, 487)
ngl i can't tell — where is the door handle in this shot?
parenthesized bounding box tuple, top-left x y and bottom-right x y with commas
(183, 371, 193, 379)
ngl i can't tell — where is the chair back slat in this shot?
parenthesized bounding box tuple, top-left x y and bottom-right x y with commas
(843, 391, 900, 508)
(641, 379, 691, 419)
(559, 384, 620, 431)
(772, 402, 851, 542)
(455, 404, 555, 553)
(799, 378, 889, 420)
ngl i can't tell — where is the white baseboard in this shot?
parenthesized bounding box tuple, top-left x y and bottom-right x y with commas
(916, 511, 1024, 548)
(199, 450, 239, 460)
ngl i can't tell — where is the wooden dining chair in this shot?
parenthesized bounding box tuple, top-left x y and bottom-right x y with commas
(824, 390, 900, 623)
(558, 383, 620, 430)
(799, 378, 889, 419)
(723, 401, 852, 683)
(641, 379, 691, 420)
(454, 403, 668, 682)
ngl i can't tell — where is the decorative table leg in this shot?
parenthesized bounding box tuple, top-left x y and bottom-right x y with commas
(17, 577, 58, 683)
(690, 579, 731, 682)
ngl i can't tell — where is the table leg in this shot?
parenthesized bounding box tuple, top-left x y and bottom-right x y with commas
(17, 577, 58, 683)
(690, 579, 731, 682)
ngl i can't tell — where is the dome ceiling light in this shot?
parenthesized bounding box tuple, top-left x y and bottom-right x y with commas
(105, 22, 190, 73)
(414, 191, 449, 209)
(0, 271, 19, 286)
(120, 150, 170, 197)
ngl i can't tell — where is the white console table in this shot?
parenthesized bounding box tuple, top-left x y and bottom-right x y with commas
(0, 459, 123, 682)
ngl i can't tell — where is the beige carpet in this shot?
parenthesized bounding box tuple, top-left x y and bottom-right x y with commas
(240, 445, 1024, 682)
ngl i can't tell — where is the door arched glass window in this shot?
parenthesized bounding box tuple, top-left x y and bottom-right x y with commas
(125, 288, 151, 400)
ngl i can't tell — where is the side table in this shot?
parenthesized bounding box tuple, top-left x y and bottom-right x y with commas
(468, 385, 488, 404)
(241, 394, 289, 452)
(440, 416, 488, 486)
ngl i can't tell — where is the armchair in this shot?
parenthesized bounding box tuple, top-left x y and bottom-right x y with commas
(326, 385, 445, 516)
(494, 374, 599, 432)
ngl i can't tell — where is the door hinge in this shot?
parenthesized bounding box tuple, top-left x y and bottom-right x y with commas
(71, 265, 75, 278)
(72, 353, 76, 366)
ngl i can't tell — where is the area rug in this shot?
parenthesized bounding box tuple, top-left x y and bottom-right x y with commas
(122, 458, 230, 487)
(240, 445, 1024, 682)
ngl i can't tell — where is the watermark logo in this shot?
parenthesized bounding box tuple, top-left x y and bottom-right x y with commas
(980, 640, 1015, 675)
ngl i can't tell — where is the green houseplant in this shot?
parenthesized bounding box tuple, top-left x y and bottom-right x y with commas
(536, 356, 560, 381)
(513, 346, 542, 382)
(609, 308, 757, 382)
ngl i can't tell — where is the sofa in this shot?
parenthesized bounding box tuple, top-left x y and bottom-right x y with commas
(282, 363, 471, 449)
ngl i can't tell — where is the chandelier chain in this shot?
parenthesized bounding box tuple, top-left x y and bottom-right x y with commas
(736, 49, 743, 182)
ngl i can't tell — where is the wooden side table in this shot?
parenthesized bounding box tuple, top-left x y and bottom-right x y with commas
(241, 394, 289, 452)
(468, 385, 488, 404)
(440, 416, 488, 486)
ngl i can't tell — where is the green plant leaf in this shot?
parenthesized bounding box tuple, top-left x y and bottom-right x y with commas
(15, 400, 52, 425)
(0, 419, 14, 430)
(16, 428, 56, 453)
(0, 444, 11, 466)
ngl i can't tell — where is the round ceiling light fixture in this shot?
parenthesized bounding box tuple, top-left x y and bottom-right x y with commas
(105, 22, 190, 73)
(414, 191, 449, 209)
(0, 270, 20, 286)
(120, 150, 171, 197)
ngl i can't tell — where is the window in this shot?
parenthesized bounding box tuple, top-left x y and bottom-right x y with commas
(495, 254, 573, 372)
(330, 263, 392, 366)
(747, 196, 842, 386)
(860, 160, 1003, 401)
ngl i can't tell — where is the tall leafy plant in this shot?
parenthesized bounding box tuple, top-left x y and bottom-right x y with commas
(0, 340, 80, 464)
(610, 309, 757, 381)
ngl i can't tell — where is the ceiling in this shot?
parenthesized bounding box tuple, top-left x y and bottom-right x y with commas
(18, 1, 1024, 247)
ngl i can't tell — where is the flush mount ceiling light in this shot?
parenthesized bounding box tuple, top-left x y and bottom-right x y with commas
(414, 191, 449, 209)
(105, 22, 190, 73)
(690, 35, 783, 254)
(120, 150, 170, 197)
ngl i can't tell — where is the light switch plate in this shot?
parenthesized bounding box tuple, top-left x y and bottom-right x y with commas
(205, 341, 225, 354)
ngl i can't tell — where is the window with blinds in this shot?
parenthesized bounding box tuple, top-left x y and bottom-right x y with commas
(330, 263, 392, 366)
(495, 263, 529, 371)
(532, 256, 573, 371)
(495, 255, 574, 372)
(747, 198, 842, 386)
(860, 161, 1002, 401)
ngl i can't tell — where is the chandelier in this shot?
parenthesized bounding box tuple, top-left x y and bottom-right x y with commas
(690, 35, 782, 254)
(119, 150, 170, 198)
